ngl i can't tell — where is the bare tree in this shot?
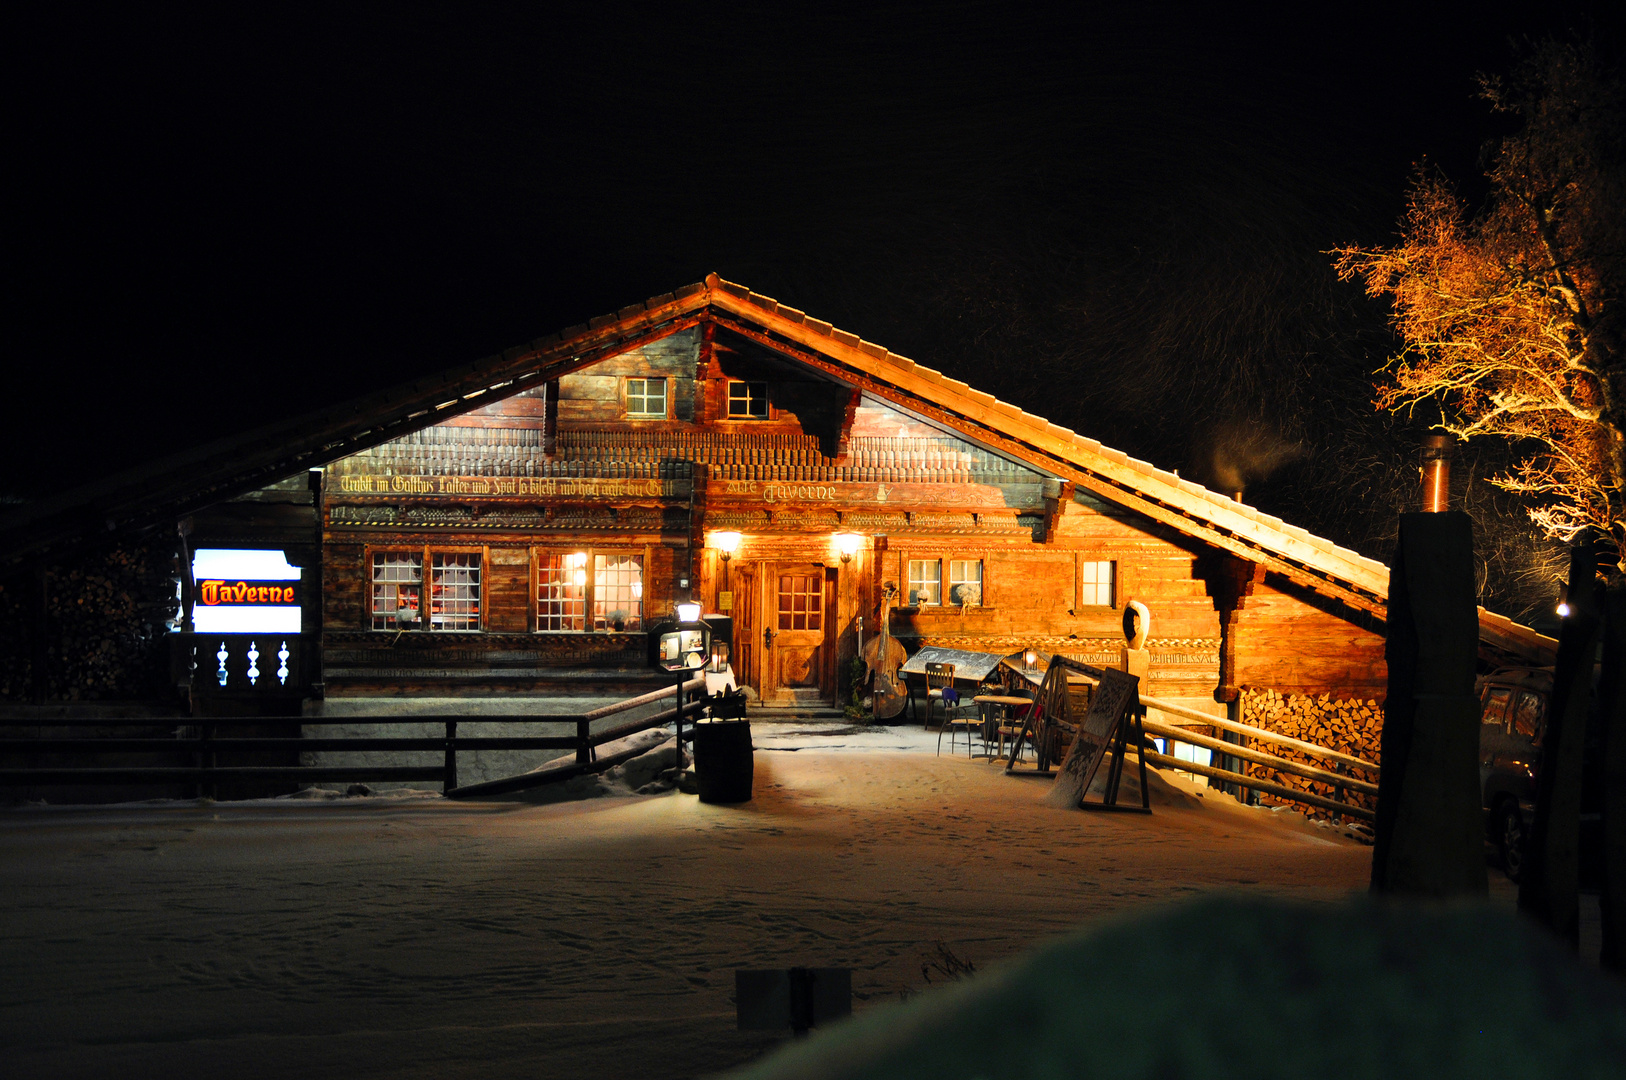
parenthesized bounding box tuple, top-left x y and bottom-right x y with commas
(1334, 40, 1625, 568)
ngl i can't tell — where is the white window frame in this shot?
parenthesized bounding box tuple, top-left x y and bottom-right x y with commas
(907, 558, 941, 607)
(947, 559, 983, 606)
(625, 377, 668, 419)
(532, 547, 646, 633)
(1079, 558, 1116, 609)
(369, 546, 485, 632)
(726, 380, 769, 419)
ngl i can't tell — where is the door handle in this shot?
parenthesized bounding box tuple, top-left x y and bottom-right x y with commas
(764, 628, 776, 647)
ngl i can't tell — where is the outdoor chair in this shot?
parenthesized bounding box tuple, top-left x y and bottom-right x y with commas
(994, 688, 1038, 762)
(928, 663, 982, 756)
(923, 662, 959, 731)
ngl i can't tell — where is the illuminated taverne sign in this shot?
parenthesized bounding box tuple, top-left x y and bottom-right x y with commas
(191, 549, 303, 633)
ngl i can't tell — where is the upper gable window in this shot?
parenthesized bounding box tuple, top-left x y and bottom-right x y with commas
(625, 377, 667, 418)
(727, 380, 769, 419)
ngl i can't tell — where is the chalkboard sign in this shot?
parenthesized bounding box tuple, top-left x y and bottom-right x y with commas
(1044, 663, 1144, 810)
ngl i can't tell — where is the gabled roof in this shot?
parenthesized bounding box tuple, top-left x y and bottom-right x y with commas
(0, 274, 1557, 662)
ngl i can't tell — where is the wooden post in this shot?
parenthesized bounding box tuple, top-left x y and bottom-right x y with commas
(1371, 512, 1486, 897)
(444, 720, 458, 793)
(1520, 540, 1603, 945)
(577, 717, 592, 765)
(1600, 585, 1626, 974)
(674, 674, 686, 762)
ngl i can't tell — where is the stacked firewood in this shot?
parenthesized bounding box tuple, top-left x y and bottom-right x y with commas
(0, 543, 176, 702)
(1237, 687, 1382, 821)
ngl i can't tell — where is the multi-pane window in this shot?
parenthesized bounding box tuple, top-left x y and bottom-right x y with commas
(1080, 559, 1115, 607)
(777, 573, 823, 631)
(534, 549, 643, 632)
(907, 559, 941, 606)
(535, 551, 588, 632)
(371, 553, 423, 629)
(625, 377, 667, 418)
(593, 554, 644, 631)
(948, 560, 982, 606)
(371, 550, 481, 631)
(727, 380, 769, 418)
(430, 553, 482, 631)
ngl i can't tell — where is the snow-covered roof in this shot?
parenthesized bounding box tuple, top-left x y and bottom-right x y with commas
(0, 273, 1557, 663)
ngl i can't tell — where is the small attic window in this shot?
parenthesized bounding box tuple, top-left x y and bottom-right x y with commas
(625, 377, 667, 418)
(727, 381, 769, 419)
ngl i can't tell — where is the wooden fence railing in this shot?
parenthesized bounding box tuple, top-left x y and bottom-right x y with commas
(1137, 693, 1379, 822)
(0, 675, 705, 797)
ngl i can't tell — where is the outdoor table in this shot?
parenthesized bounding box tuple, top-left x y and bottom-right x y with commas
(973, 695, 1034, 758)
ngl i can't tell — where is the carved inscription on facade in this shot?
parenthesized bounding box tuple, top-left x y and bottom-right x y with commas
(335, 475, 686, 499)
(711, 480, 1041, 509)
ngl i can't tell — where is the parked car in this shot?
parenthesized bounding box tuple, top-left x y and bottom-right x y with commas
(1477, 665, 1603, 884)
(1477, 667, 1550, 880)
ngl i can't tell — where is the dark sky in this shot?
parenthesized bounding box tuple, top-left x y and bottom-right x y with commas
(10, 2, 1621, 525)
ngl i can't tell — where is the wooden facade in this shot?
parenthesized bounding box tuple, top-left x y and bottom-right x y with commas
(312, 315, 1396, 712)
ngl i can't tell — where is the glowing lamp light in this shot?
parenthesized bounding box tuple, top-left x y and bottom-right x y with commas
(834, 532, 863, 564)
(1024, 649, 1038, 671)
(710, 531, 743, 563)
(1557, 601, 1572, 618)
(676, 601, 702, 623)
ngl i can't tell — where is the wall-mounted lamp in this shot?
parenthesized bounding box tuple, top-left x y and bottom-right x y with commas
(1557, 583, 1571, 619)
(710, 531, 743, 564)
(834, 532, 863, 565)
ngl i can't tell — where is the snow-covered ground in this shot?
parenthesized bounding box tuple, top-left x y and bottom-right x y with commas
(2, 724, 1405, 1079)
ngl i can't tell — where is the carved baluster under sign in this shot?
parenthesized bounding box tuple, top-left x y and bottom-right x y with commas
(246, 641, 260, 686)
(217, 641, 229, 687)
(277, 640, 291, 686)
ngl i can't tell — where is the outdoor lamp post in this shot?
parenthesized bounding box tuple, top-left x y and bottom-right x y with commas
(834, 532, 863, 565)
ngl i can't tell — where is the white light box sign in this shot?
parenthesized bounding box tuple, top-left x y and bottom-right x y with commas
(192, 548, 303, 633)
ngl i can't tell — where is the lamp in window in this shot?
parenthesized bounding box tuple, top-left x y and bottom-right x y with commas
(570, 551, 588, 588)
(833, 532, 863, 565)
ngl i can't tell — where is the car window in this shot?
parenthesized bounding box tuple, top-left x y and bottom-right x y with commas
(1512, 691, 1543, 738)
(1481, 687, 1513, 729)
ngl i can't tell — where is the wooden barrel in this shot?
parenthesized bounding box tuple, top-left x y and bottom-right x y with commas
(693, 719, 754, 803)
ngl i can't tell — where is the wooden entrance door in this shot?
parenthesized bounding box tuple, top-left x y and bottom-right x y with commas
(762, 563, 834, 706)
(731, 564, 758, 695)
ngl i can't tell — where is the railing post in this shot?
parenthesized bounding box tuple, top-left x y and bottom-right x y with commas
(577, 717, 591, 765)
(674, 675, 686, 762)
(202, 721, 216, 801)
(444, 720, 458, 793)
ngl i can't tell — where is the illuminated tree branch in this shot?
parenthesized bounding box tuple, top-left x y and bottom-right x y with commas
(1332, 40, 1625, 571)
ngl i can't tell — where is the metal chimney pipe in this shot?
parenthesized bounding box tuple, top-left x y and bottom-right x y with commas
(1420, 434, 1454, 512)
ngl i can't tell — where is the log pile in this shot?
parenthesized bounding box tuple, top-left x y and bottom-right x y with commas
(1237, 687, 1381, 821)
(0, 542, 177, 702)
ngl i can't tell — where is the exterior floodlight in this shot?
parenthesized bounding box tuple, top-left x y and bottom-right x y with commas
(834, 532, 863, 564)
(1557, 584, 1571, 619)
(676, 601, 702, 623)
(710, 531, 743, 563)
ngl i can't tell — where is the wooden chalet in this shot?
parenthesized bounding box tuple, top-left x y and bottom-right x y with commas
(0, 275, 1556, 718)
